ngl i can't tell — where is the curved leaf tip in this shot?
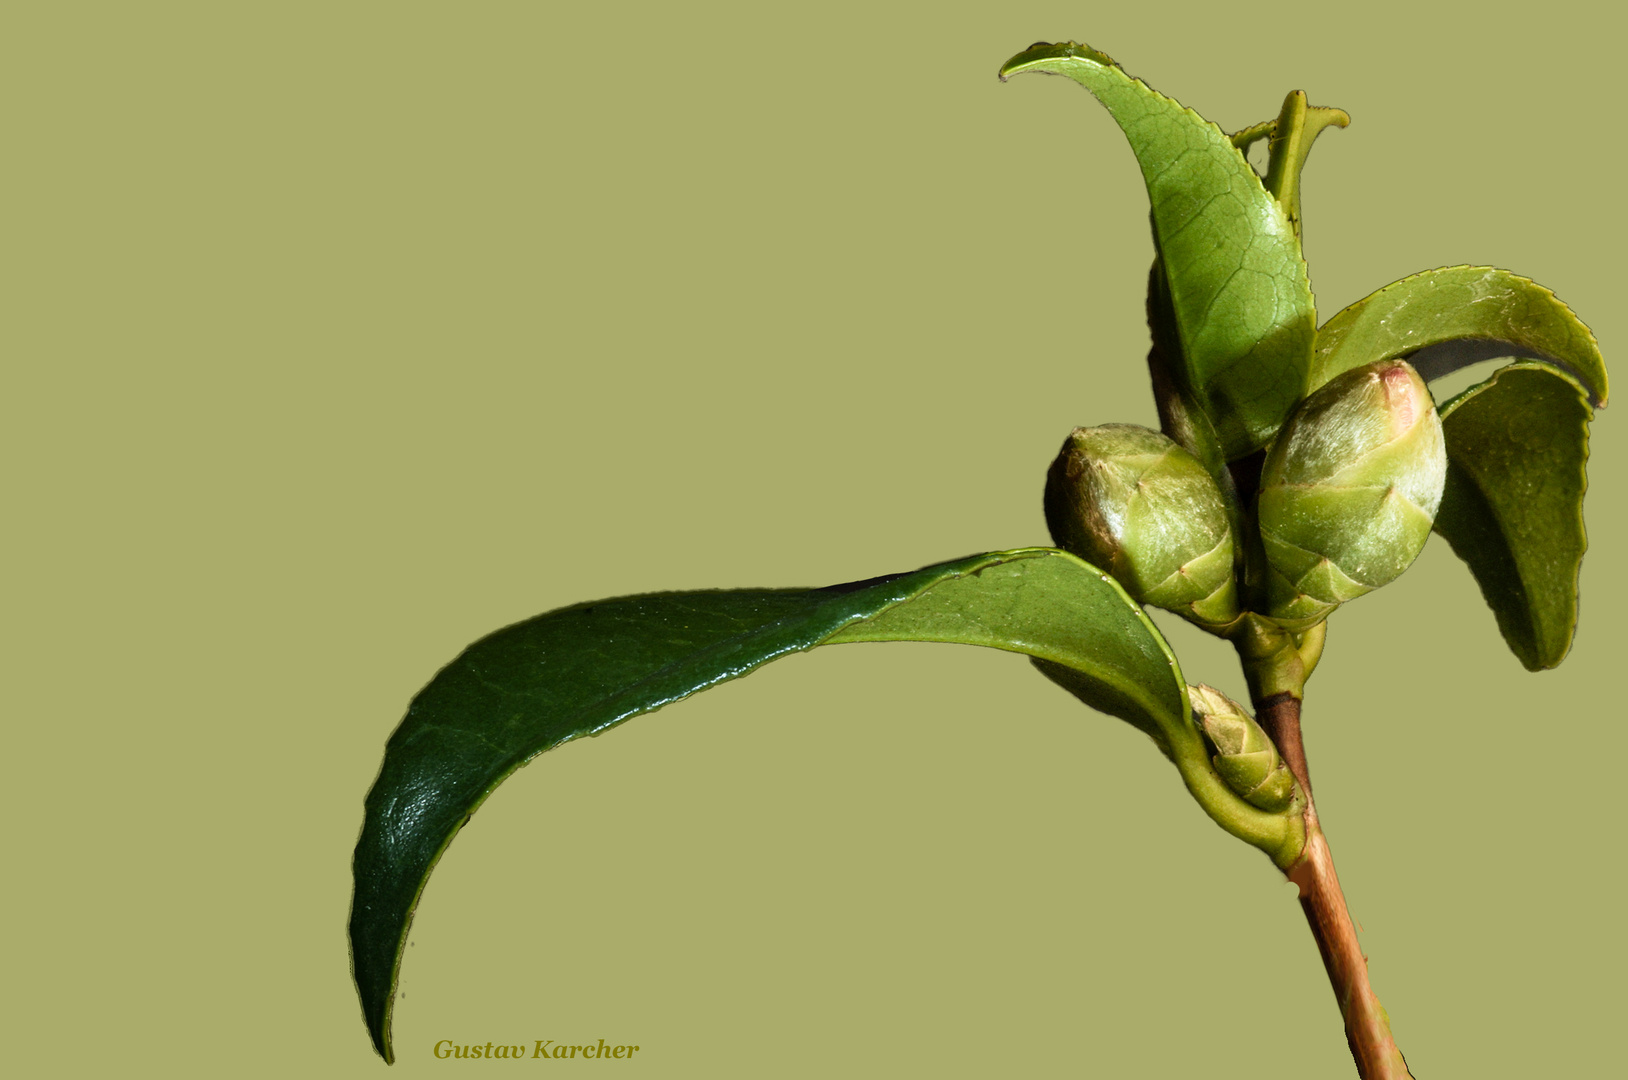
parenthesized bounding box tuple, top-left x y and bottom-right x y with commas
(1314, 266, 1608, 408)
(998, 40, 1118, 81)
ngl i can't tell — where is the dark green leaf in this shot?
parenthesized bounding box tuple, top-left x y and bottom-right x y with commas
(1145, 262, 1251, 550)
(1000, 42, 1315, 460)
(1146, 261, 1226, 475)
(351, 548, 1194, 1062)
(1433, 362, 1595, 670)
(1312, 266, 1609, 405)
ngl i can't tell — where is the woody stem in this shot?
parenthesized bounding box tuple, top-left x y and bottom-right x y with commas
(1254, 695, 1414, 1080)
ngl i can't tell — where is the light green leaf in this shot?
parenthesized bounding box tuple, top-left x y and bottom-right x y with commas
(1433, 362, 1596, 670)
(1000, 41, 1315, 460)
(351, 548, 1300, 1062)
(1311, 266, 1609, 405)
(824, 550, 1186, 735)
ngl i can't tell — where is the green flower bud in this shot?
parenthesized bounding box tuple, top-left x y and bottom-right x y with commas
(1187, 684, 1296, 812)
(1044, 424, 1240, 631)
(1257, 360, 1446, 630)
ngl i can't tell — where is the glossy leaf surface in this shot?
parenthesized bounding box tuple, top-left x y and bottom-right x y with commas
(1311, 266, 1609, 405)
(351, 548, 1194, 1062)
(999, 42, 1315, 460)
(1433, 362, 1595, 670)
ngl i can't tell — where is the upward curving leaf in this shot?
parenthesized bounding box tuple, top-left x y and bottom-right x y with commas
(1311, 265, 1609, 405)
(1433, 362, 1596, 670)
(350, 548, 1296, 1063)
(999, 42, 1315, 461)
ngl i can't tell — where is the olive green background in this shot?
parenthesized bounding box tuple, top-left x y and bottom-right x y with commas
(7, 3, 1621, 1076)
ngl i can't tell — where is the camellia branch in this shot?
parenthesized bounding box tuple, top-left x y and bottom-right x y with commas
(1259, 693, 1413, 1080)
(347, 36, 1607, 1076)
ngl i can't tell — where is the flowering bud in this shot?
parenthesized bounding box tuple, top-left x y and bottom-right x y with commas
(1257, 360, 1446, 630)
(1188, 684, 1296, 812)
(1044, 424, 1240, 631)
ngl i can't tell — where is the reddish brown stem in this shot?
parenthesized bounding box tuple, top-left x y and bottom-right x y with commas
(1257, 695, 1414, 1080)
(1256, 693, 1313, 800)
